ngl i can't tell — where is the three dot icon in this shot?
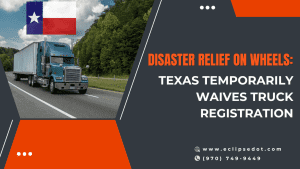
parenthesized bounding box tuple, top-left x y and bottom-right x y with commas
(200, 5, 215, 10)
(17, 152, 32, 156)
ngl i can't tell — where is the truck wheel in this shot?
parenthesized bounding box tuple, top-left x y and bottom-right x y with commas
(50, 79, 57, 94)
(28, 76, 32, 86)
(31, 76, 35, 87)
(14, 74, 19, 81)
(79, 89, 87, 94)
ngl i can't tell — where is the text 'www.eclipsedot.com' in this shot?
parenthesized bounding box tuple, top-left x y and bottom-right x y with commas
(193, 147, 281, 162)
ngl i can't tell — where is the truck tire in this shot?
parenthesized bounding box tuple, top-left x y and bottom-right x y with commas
(31, 76, 36, 87)
(50, 79, 57, 94)
(79, 89, 87, 94)
(28, 76, 32, 86)
(14, 74, 20, 81)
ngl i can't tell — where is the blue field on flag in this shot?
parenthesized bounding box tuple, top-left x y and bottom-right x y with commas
(26, 2, 43, 34)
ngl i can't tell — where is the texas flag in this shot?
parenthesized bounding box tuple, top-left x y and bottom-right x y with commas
(26, 1, 76, 35)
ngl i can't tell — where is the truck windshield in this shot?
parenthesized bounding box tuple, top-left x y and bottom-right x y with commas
(51, 56, 74, 64)
(51, 56, 63, 64)
(64, 57, 74, 64)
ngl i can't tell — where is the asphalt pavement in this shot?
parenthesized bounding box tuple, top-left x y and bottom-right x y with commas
(5, 72, 123, 119)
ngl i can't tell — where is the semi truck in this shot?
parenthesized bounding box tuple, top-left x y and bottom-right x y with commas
(13, 41, 88, 94)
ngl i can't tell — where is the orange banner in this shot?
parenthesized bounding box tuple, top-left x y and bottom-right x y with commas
(5, 120, 131, 169)
(231, 0, 300, 17)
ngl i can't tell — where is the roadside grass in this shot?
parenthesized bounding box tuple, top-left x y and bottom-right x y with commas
(88, 78, 128, 92)
(84, 73, 130, 80)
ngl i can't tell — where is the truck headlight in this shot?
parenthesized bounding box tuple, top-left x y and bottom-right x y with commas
(56, 77, 62, 80)
(82, 77, 88, 81)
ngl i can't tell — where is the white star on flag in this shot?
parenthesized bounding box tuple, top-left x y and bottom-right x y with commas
(29, 12, 40, 23)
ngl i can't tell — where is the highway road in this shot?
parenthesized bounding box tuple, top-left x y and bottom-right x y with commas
(5, 72, 122, 119)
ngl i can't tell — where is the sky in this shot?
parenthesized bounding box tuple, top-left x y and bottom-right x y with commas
(0, 0, 115, 50)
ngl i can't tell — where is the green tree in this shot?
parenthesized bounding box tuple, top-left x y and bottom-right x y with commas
(0, 53, 14, 71)
(73, 0, 154, 76)
(143, 7, 152, 22)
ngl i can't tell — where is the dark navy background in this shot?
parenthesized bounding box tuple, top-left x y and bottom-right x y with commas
(116, 0, 299, 168)
(0, 0, 299, 168)
(26, 2, 43, 34)
(0, 61, 20, 168)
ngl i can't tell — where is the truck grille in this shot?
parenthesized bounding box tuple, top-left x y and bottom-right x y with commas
(65, 68, 81, 82)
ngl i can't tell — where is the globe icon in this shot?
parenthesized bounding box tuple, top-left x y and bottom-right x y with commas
(194, 146, 200, 152)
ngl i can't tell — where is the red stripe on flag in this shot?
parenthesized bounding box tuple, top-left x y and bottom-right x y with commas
(43, 18, 76, 35)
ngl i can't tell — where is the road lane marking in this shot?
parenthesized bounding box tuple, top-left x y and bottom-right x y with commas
(88, 87, 123, 94)
(85, 94, 99, 98)
(8, 82, 76, 119)
(0, 119, 13, 158)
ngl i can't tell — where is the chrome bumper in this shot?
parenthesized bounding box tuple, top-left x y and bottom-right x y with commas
(55, 83, 88, 90)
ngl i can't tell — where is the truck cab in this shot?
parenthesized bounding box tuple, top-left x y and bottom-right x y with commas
(36, 41, 88, 94)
